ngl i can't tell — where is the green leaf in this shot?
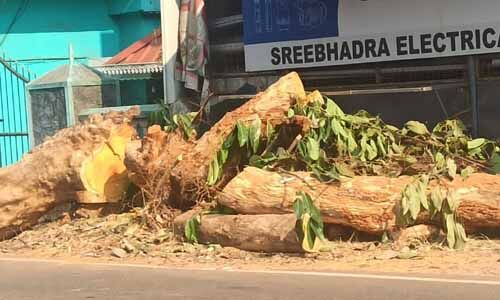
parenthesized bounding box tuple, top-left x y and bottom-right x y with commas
(446, 190, 460, 212)
(385, 125, 399, 132)
(302, 213, 316, 250)
(430, 187, 444, 214)
(336, 163, 355, 178)
(446, 158, 457, 179)
(287, 108, 295, 118)
(391, 143, 402, 154)
(223, 132, 236, 149)
(236, 121, 249, 147)
(433, 119, 466, 137)
(306, 137, 320, 161)
(460, 166, 474, 179)
(184, 216, 200, 244)
(325, 98, 344, 117)
(310, 219, 326, 241)
(367, 139, 378, 160)
(207, 158, 220, 186)
(266, 122, 275, 140)
(453, 222, 467, 250)
(359, 136, 369, 161)
(445, 213, 456, 248)
(249, 118, 262, 153)
(207, 160, 215, 185)
(346, 132, 358, 153)
(405, 121, 430, 135)
(489, 152, 500, 174)
(294, 192, 327, 252)
(293, 196, 305, 220)
(218, 148, 229, 165)
(434, 152, 446, 170)
(178, 114, 195, 138)
(402, 181, 421, 222)
(467, 138, 486, 150)
(401, 192, 409, 216)
(409, 190, 421, 221)
(376, 135, 387, 157)
(417, 180, 429, 210)
(343, 114, 371, 125)
(331, 118, 347, 138)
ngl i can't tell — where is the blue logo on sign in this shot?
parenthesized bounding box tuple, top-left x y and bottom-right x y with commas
(243, 0, 339, 45)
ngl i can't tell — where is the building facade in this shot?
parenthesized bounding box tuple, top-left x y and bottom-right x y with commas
(0, 0, 160, 77)
(0, 0, 160, 166)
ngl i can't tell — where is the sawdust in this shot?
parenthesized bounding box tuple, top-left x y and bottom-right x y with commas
(1, 213, 499, 277)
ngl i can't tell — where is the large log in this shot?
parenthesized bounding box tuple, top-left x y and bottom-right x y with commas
(174, 212, 302, 253)
(218, 167, 500, 234)
(0, 108, 138, 240)
(170, 72, 306, 206)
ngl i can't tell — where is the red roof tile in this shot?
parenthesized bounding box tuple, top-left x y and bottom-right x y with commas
(106, 28, 162, 65)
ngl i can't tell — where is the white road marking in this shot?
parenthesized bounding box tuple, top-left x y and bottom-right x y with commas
(234, 269, 500, 286)
(1, 256, 499, 286)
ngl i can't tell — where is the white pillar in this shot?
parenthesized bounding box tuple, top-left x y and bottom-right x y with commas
(160, 0, 181, 104)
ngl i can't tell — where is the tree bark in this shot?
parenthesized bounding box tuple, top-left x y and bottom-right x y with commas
(218, 167, 500, 234)
(170, 72, 307, 206)
(0, 108, 139, 240)
(390, 225, 442, 249)
(174, 212, 303, 253)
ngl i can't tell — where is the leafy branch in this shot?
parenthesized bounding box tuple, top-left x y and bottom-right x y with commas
(398, 176, 467, 249)
(149, 103, 197, 139)
(293, 192, 328, 252)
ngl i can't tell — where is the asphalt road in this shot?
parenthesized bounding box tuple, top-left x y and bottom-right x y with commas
(0, 259, 499, 300)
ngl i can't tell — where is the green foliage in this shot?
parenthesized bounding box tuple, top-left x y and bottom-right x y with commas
(293, 192, 326, 251)
(207, 118, 265, 186)
(184, 206, 236, 244)
(237, 121, 249, 147)
(207, 156, 220, 186)
(204, 94, 499, 249)
(208, 95, 498, 186)
(489, 151, 500, 174)
(306, 137, 320, 161)
(149, 103, 196, 139)
(248, 118, 262, 153)
(184, 215, 201, 244)
(405, 121, 430, 135)
(399, 177, 467, 250)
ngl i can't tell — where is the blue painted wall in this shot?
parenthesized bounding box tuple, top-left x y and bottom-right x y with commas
(0, 0, 160, 166)
(114, 13, 161, 50)
(0, 0, 160, 78)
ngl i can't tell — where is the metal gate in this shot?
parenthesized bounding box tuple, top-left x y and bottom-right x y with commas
(0, 54, 31, 167)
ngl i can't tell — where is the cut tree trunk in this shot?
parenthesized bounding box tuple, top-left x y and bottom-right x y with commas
(124, 125, 194, 206)
(170, 72, 307, 206)
(390, 225, 442, 249)
(174, 212, 302, 253)
(0, 108, 139, 240)
(218, 167, 500, 234)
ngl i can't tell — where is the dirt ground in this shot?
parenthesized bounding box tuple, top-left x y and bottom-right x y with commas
(1, 212, 499, 277)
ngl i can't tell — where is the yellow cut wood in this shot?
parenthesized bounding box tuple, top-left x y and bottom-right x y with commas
(79, 124, 135, 203)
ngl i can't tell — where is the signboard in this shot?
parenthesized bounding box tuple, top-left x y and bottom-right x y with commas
(243, 0, 500, 72)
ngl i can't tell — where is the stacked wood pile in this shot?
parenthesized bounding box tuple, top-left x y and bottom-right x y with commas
(1, 72, 499, 253)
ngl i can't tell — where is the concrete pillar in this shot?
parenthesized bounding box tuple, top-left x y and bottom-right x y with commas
(467, 56, 479, 137)
(160, 0, 182, 104)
